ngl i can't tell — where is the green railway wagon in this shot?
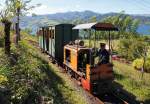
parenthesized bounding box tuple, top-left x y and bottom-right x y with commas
(38, 24, 78, 65)
(49, 24, 78, 65)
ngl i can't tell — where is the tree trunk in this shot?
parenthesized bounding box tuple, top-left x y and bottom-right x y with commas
(17, 7, 21, 41)
(15, 23, 19, 45)
(3, 21, 11, 55)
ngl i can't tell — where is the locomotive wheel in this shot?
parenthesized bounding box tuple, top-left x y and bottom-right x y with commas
(51, 59, 56, 64)
(65, 66, 68, 72)
(66, 67, 71, 76)
(66, 67, 74, 78)
(77, 77, 82, 86)
(69, 69, 73, 78)
(74, 73, 79, 80)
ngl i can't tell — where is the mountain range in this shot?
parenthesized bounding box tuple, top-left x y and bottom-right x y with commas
(19, 10, 150, 34)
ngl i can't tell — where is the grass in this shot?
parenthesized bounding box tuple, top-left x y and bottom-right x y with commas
(35, 47, 88, 104)
(0, 32, 89, 104)
(113, 61, 150, 103)
(0, 30, 149, 103)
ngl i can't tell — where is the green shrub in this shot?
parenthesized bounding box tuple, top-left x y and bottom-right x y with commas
(132, 57, 150, 73)
(118, 38, 148, 61)
(0, 75, 8, 85)
(132, 58, 143, 70)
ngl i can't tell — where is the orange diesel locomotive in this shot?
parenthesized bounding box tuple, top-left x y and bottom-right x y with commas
(63, 23, 118, 95)
(63, 42, 114, 95)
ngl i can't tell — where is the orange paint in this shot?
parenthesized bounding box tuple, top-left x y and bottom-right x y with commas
(64, 46, 78, 72)
(81, 78, 91, 91)
(86, 64, 91, 81)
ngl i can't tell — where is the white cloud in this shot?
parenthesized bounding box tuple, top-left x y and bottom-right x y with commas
(0, 1, 5, 11)
(29, 5, 66, 15)
(75, 4, 80, 8)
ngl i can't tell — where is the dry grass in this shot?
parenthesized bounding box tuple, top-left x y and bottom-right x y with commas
(113, 61, 150, 102)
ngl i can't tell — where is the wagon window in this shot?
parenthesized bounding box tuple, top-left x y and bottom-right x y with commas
(48, 30, 51, 38)
(65, 49, 71, 62)
(49, 30, 51, 38)
(39, 30, 42, 36)
(51, 30, 54, 39)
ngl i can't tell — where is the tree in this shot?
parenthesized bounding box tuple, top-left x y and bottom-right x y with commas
(24, 28, 32, 34)
(5, 0, 41, 44)
(118, 38, 148, 61)
(102, 12, 140, 39)
(132, 43, 149, 74)
(72, 17, 85, 25)
(32, 13, 37, 17)
(133, 40, 148, 73)
(0, 8, 13, 55)
(89, 16, 97, 22)
(118, 39, 132, 59)
(0, 0, 40, 54)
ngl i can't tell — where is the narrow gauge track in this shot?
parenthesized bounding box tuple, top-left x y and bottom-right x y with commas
(47, 55, 128, 104)
(98, 92, 128, 104)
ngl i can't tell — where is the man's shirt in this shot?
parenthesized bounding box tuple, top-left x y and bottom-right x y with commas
(98, 49, 110, 64)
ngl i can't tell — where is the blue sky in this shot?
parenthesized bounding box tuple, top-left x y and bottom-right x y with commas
(1, 0, 150, 15)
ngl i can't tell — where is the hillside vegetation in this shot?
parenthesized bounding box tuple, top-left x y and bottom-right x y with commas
(0, 32, 88, 104)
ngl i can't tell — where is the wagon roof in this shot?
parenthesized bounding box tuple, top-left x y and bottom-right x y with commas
(39, 23, 74, 28)
(73, 22, 118, 31)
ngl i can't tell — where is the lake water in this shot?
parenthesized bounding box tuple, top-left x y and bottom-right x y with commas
(137, 24, 150, 35)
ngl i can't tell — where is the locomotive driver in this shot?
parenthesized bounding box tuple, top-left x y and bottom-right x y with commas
(97, 43, 110, 64)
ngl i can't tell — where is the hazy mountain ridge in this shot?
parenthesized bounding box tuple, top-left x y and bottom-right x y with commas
(20, 10, 150, 34)
(28, 10, 150, 22)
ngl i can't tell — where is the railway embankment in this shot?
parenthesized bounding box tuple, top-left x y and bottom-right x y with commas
(0, 32, 89, 104)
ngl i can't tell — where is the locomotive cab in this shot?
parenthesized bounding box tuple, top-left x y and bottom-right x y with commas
(64, 43, 90, 78)
(78, 49, 90, 75)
